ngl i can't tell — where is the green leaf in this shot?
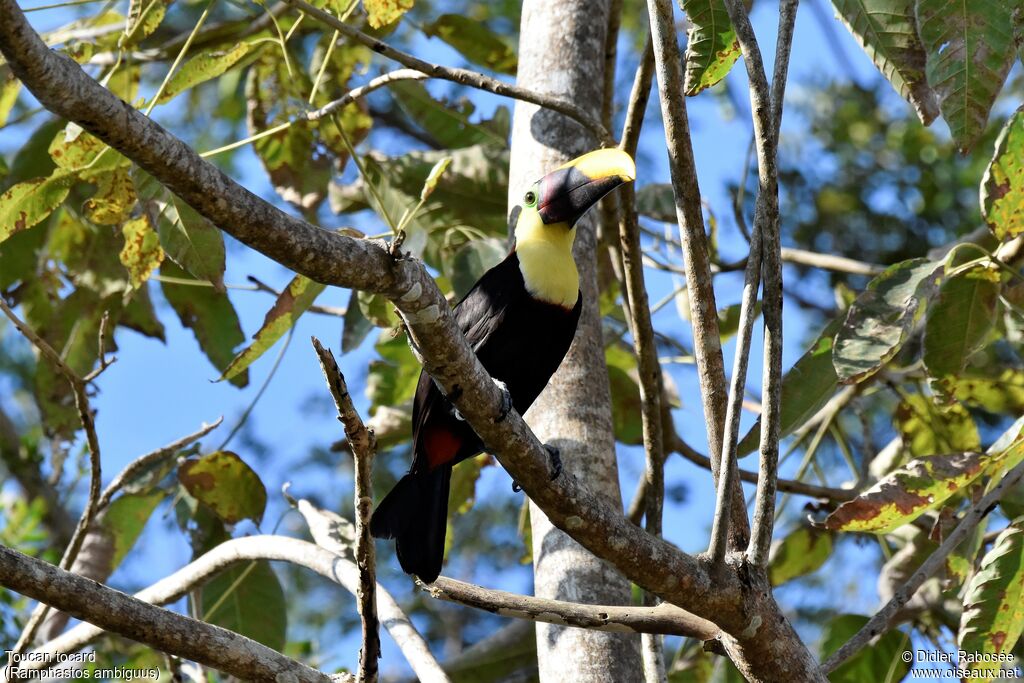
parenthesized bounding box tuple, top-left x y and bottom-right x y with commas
(119, 214, 164, 288)
(681, 0, 741, 96)
(606, 343, 643, 446)
(738, 317, 842, 456)
(200, 555, 287, 650)
(154, 195, 227, 291)
(444, 621, 537, 683)
(924, 266, 1000, 380)
(768, 525, 833, 586)
(363, 0, 412, 28)
(423, 15, 517, 75)
(357, 290, 400, 329)
(122, 0, 167, 46)
(178, 450, 267, 524)
(981, 105, 1024, 241)
(833, 258, 945, 383)
(945, 369, 1024, 415)
(446, 238, 506, 300)
(0, 67, 21, 128)
(330, 145, 510, 269)
(158, 42, 250, 104)
(159, 261, 248, 387)
(820, 614, 911, 683)
(342, 289, 374, 354)
(120, 285, 167, 342)
(389, 80, 508, 149)
(823, 451, 991, 533)
(830, 0, 938, 124)
(0, 170, 73, 244)
(99, 490, 166, 569)
(895, 394, 980, 457)
(717, 301, 761, 343)
(367, 331, 421, 415)
(219, 275, 326, 382)
(916, 0, 1016, 153)
(420, 156, 453, 202)
(444, 454, 493, 558)
(959, 522, 1024, 681)
(635, 183, 676, 222)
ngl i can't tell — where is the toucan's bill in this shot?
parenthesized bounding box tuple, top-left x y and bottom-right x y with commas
(534, 147, 636, 226)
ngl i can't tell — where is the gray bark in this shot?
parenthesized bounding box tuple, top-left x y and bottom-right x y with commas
(509, 2, 643, 681)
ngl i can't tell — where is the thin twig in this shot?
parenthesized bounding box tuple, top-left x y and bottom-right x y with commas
(311, 338, 379, 683)
(669, 434, 855, 502)
(718, 0, 799, 567)
(644, 0, 749, 550)
(97, 417, 224, 510)
(709, 0, 799, 567)
(307, 68, 428, 121)
(617, 35, 667, 683)
(821, 459, 1024, 672)
(281, 0, 613, 145)
(1, 297, 104, 654)
(424, 576, 720, 640)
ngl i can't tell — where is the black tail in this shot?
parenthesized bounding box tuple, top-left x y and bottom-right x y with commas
(369, 466, 452, 583)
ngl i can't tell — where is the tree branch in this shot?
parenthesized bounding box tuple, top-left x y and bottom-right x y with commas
(311, 338, 379, 683)
(822, 459, 1024, 672)
(423, 576, 720, 640)
(669, 434, 856, 503)
(616, 36, 669, 683)
(0, 542, 331, 682)
(97, 417, 223, 510)
(281, 0, 614, 145)
(0, 297, 103, 653)
(643, 0, 749, 552)
(22, 535, 448, 683)
(719, 0, 798, 567)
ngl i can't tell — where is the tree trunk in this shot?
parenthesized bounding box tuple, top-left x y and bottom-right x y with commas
(509, 2, 644, 681)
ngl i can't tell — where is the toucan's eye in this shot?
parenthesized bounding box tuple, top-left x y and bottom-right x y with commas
(524, 190, 537, 207)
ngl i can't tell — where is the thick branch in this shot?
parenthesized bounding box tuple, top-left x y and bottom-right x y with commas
(643, 0, 749, 551)
(0, 542, 330, 682)
(311, 339, 379, 683)
(822, 460, 1024, 673)
(24, 535, 447, 683)
(424, 576, 720, 640)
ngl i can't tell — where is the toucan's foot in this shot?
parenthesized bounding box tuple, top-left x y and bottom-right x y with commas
(452, 406, 465, 422)
(493, 379, 512, 422)
(545, 444, 563, 481)
(511, 445, 562, 493)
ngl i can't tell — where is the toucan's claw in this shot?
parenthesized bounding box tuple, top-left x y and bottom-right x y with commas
(512, 445, 561, 493)
(545, 444, 563, 481)
(452, 406, 465, 422)
(493, 379, 513, 422)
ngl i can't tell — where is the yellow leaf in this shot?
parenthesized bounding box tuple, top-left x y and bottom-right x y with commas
(363, 0, 412, 28)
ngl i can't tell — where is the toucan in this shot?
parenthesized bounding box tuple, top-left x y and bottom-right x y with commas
(369, 148, 636, 583)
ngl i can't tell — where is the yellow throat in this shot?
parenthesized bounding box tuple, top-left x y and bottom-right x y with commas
(514, 209, 579, 309)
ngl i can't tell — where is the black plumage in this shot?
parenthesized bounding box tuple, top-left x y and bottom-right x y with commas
(369, 251, 581, 582)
